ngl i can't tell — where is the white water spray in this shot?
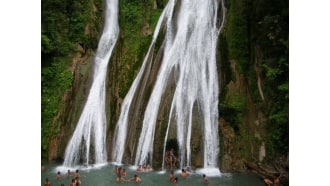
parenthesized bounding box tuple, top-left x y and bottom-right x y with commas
(62, 0, 119, 168)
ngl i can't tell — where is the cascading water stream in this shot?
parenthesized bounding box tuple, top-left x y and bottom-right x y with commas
(136, 0, 226, 171)
(62, 0, 119, 168)
(111, 3, 171, 164)
(111, 0, 226, 175)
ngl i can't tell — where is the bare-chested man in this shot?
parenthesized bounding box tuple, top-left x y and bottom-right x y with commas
(131, 174, 142, 183)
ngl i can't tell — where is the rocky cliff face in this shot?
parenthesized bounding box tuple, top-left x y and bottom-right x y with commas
(219, 59, 267, 171)
(44, 0, 288, 184)
(216, 58, 288, 184)
(47, 47, 95, 161)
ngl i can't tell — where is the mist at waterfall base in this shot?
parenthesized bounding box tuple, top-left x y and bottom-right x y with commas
(43, 163, 266, 186)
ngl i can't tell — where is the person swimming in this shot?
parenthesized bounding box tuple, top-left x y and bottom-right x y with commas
(202, 174, 208, 183)
(131, 174, 142, 183)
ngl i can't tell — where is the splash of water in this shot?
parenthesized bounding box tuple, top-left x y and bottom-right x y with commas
(62, 0, 119, 168)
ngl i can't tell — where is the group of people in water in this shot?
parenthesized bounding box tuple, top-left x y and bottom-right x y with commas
(43, 164, 212, 185)
(44, 164, 281, 185)
(136, 164, 152, 172)
(114, 164, 209, 184)
(44, 169, 82, 186)
(115, 165, 142, 183)
(165, 148, 178, 169)
(263, 174, 281, 186)
(168, 168, 209, 184)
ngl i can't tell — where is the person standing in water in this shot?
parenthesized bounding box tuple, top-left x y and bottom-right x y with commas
(180, 169, 189, 178)
(202, 174, 208, 183)
(274, 174, 280, 186)
(74, 169, 80, 178)
(116, 174, 126, 182)
(121, 168, 127, 177)
(44, 178, 52, 186)
(130, 174, 142, 183)
(66, 169, 72, 177)
(136, 165, 143, 172)
(41, 165, 46, 172)
(115, 165, 120, 175)
(169, 148, 177, 168)
(171, 177, 178, 184)
(56, 171, 61, 180)
(169, 170, 175, 182)
(70, 178, 75, 186)
(117, 167, 122, 176)
(75, 176, 82, 185)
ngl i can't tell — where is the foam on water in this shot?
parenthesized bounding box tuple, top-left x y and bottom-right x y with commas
(56, 163, 108, 174)
(195, 168, 222, 177)
(156, 170, 167, 175)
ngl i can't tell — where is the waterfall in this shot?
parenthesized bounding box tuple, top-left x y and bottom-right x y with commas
(62, 0, 119, 168)
(135, 0, 223, 168)
(111, 2, 172, 164)
(112, 0, 226, 173)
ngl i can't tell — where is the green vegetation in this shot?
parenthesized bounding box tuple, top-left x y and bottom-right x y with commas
(224, 0, 288, 157)
(251, 0, 289, 155)
(220, 93, 247, 134)
(41, 0, 97, 61)
(226, 0, 250, 73)
(41, 57, 72, 159)
(41, 0, 166, 160)
(41, 0, 288, 164)
(118, 0, 163, 98)
(41, 0, 102, 159)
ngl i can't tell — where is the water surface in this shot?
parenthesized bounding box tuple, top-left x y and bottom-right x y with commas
(41, 163, 265, 186)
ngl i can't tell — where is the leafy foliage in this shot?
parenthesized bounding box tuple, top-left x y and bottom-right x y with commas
(41, 0, 97, 64)
(41, 57, 73, 159)
(253, 1, 288, 155)
(118, 0, 162, 98)
(41, 0, 164, 160)
(226, 0, 250, 73)
(225, 0, 288, 156)
(41, 0, 102, 159)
